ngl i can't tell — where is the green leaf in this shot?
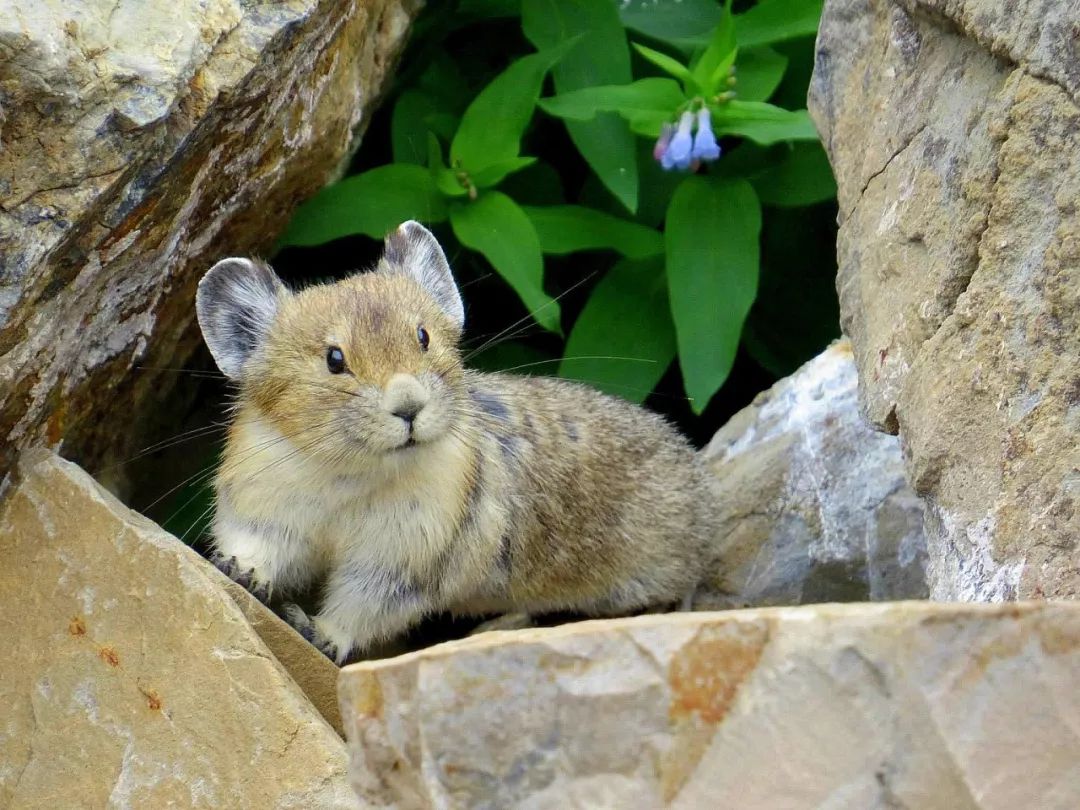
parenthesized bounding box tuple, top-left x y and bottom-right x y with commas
(633, 138, 686, 227)
(712, 102, 819, 144)
(392, 91, 437, 165)
(736, 0, 824, 49)
(750, 142, 836, 207)
(666, 176, 762, 412)
(735, 47, 789, 102)
(499, 160, 566, 205)
(471, 157, 538, 189)
(632, 43, 698, 91)
(279, 165, 448, 247)
(427, 132, 446, 173)
(690, 0, 736, 89)
(629, 0, 823, 50)
(427, 135, 468, 198)
(539, 78, 684, 122)
(449, 192, 560, 332)
(451, 46, 569, 174)
(620, 0, 722, 47)
(522, 205, 663, 259)
(523, 0, 639, 213)
(626, 112, 678, 138)
(560, 256, 675, 402)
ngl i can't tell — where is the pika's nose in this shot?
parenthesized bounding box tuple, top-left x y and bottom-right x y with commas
(383, 373, 430, 426)
(392, 403, 421, 426)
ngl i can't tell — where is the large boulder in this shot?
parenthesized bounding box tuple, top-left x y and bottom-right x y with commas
(0, 449, 354, 808)
(339, 601, 1080, 807)
(809, 0, 1080, 598)
(697, 339, 927, 608)
(0, 0, 418, 492)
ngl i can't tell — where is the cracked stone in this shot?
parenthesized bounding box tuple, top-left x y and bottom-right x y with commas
(0, 449, 356, 808)
(810, 0, 1080, 598)
(339, 601, 1080, 807)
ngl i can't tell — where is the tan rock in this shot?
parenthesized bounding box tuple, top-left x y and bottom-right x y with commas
(698, 339, 926, 608)
(809, 0, 1080, 598)
(0, 449, 356, 809)
(0, 0, 419, 490)
(218, 578, 344, 737)
(340, 601, 1080, 808)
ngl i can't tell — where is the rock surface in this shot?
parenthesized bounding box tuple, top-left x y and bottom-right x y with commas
(697, 339, 927, 608)
(0, 0, 418, 492)
(340, 601, 1080, 808)
(0, 449, 355, 809)
(809, 0, 1080, 598)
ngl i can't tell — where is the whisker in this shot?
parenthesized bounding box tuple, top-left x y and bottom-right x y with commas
(496, 355, 659, 375)
(135, 365, 228, 380)
(95, 422, 230, 476)
(462, 273, 598, 363)
(140, 416, 342, 513)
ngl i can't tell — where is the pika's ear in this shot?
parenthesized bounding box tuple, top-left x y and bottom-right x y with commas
(382, 221, 464, 329)
(196, 258, 287, 379)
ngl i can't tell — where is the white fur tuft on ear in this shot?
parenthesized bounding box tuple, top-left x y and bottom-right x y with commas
(383, 221, 465, 329)
(196, 258, 286, 379)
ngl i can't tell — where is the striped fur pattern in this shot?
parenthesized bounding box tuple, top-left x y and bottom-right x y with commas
(197, 222, 722, 662)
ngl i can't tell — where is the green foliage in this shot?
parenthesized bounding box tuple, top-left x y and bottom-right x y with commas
(449, 192, 559, 332)
(277, 0, 839, 415)
(523, 0, 639, 212)
(560, 256, 675, 401)
(667, 177, 761, 411)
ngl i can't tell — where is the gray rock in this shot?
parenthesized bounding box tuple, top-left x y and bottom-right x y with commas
(0, 0, 419, 492)
(697, 339, 927, 609)
(809, 0, 1080, 599)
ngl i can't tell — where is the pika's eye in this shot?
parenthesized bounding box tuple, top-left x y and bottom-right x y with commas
(326, 346, 347, 374)
(417, 325, 430, 352)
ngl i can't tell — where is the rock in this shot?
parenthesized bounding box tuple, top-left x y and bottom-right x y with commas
(697, 339, 927, 608)
(0, 0, 419, 492)
(340, 601, 1080, 808)
(809, 0, 1080, 598)
(218, 578, 345, 738)
(0, 449, 356, 809)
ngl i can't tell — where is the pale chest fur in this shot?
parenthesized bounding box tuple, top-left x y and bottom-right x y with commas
(217, 416, 476, 577)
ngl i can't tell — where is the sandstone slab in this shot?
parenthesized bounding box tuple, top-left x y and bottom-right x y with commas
(698, 339, 926, 607)
(0, 0, 418, 492)
(809, 0, 1080, 597)
(340, 601, 1080, 808)
(0, 449, 355, 809)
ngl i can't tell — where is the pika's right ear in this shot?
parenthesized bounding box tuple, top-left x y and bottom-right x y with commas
(196, 258, 287, 379)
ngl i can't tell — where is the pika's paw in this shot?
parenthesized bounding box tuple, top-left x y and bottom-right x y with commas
(210, 552, 272, 604)
(282, 604, 343, 663)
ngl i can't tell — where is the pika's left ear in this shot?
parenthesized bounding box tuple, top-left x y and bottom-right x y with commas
(382, 221, 465, 330)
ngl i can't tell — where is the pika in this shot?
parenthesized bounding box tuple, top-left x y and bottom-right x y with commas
(196, 221, 721, 663)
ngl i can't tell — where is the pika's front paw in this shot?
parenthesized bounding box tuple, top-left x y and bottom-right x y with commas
(210, 552, 272, 604)
(282, 604, 343, 663)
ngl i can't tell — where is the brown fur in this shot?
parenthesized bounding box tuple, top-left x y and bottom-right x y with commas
(197, 223, 722, 662)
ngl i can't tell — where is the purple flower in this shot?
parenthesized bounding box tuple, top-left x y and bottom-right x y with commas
(691, 107, 721, 162)
(653, 123, 674, 162)
(661, 111, 695, 171)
